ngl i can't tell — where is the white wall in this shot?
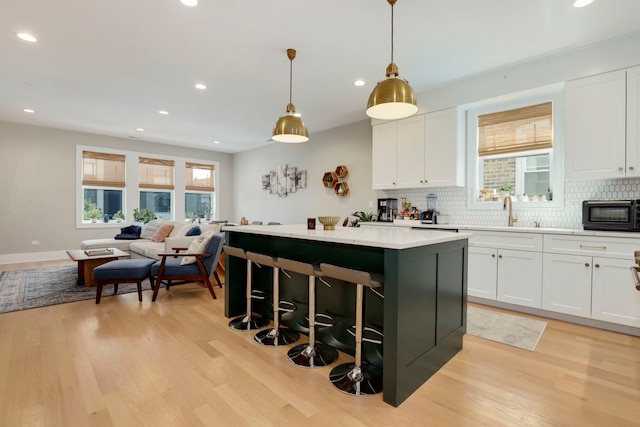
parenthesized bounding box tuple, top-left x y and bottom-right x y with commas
(232, 120, 379, 224)
(0, 121, 234, 261)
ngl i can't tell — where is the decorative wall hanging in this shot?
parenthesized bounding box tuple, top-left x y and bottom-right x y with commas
(322, 165, 349, 196)
(262, 164, 307, 197)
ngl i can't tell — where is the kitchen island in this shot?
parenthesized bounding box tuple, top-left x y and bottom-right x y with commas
(223, 224, 471, 407)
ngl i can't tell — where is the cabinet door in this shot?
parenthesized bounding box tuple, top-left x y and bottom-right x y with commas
(396, 115, 425, 188)
(565, 70, 626, 180)
(468, 246, 497, 299)
(424, 108, 463, 187)
(627, 65, 640, 177)
(592, 257, 640, 327)
(372, 122, 398, 189)
(542, 253, 592, 317)
(497, 249, 542, 308)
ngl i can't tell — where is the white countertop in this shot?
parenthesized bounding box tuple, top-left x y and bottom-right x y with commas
(222, 223, 472, 250)
(360, 219, 640, 239)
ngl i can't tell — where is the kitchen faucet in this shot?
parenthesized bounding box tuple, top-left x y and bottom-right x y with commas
(503, 195, 517, 227)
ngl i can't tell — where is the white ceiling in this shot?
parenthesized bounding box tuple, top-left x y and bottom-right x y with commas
(2, 0, 640, 154)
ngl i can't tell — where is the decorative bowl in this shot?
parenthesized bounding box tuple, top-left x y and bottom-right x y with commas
(317, 216, 340, 230)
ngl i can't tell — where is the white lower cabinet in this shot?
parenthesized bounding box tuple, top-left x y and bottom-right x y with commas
(542, 253, 593, 317)
(468, 233, 543, 309)
(591, 257, 640, 327)
(468, 246, 497, 299)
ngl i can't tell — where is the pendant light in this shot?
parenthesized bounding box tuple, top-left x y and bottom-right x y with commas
(366, 0, 418, 120)
(272, 48, 309, 143)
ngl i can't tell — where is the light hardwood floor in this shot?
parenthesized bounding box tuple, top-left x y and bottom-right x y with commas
(0, 260, 639, 426)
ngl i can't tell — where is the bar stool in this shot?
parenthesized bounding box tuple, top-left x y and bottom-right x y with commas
(246, 251, 300, 346)
(223, 245, 269, 330)
(278, 257, 338, 368)
(319, 263, 383, 396)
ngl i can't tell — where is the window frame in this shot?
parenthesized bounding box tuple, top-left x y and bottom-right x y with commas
(76, 146, 219, 228)
(465, 84, 565, 211)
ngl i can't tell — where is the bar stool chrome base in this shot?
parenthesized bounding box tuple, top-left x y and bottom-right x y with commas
(329, 362, 383, 396)
(228, 314, 269, 331)
(287, 342, 338, 368)
(255, 327, 299, 346)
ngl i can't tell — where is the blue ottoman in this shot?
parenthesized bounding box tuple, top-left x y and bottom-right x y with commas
(93, 259, 156, 304)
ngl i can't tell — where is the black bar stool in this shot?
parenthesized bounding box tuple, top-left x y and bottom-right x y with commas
(319, 263, 383, 396)
(278, 257, 338, 368)
(223, 245, 269, 330)
(246, 251, 300, 346)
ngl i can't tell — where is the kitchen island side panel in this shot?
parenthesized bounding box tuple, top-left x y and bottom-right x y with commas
(383, 239, 467, 407)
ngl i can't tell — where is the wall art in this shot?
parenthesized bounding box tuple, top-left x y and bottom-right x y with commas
(262, 164, 307, 197)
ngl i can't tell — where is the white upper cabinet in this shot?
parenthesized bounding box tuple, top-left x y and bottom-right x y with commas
(565, 67, 640, 180)
(371, 108, 464, 190)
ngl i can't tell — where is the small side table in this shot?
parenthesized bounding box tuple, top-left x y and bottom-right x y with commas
(66, 248, 131, 287)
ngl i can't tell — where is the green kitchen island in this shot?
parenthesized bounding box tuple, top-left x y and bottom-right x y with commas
(223, 224, 470, 407)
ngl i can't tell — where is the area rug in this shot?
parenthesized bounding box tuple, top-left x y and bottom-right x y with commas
(0, 265, 152, 314)
(466, 306, 547, 351)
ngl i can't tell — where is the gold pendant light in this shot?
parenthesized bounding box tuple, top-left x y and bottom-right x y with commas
(366, 0, 418, 120)
(272, 48, 309, 143)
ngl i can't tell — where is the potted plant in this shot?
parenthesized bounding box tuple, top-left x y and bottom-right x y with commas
(351, 211, 377, 227)
(86, 207, 102, 223)
(113, 210, 125, 223)
(133, 208, 157, 224)
(498, 182, 514, 199)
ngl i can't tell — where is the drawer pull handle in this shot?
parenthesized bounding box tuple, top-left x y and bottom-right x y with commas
(579, 244, 606, 250)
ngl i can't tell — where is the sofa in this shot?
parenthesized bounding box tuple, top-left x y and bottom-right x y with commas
(81, 221, 223, 260)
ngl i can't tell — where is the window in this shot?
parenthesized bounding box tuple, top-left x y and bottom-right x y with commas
(185, 162, 214, 218)
(466, 85, 564, 209)
(139, 157, 174, 220)
(82, 150, 125, 221)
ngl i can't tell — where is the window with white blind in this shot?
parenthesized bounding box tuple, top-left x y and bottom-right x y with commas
(466, 86, 564, 210)
(82, 150, 125, 222)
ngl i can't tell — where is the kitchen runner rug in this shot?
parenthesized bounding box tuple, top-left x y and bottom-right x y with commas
(466, 305, 547, 351)
(0, 265, 152, 314)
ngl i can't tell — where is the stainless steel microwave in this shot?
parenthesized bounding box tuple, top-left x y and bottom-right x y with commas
(582, 200, 640, 231)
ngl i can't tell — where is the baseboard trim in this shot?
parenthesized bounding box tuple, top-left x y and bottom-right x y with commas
(0, 251, 69, 266)
(468, 296, 640, 337)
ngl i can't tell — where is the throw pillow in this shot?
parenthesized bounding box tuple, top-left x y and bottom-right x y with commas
(185, 226, 201, 236)
(151, 223, 174, 243)
(180, 230, 214, 265)
(140, 220, 162, 240)
(176, 223, 195, 237)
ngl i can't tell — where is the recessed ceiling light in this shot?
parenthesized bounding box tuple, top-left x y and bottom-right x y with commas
(16, 32, 37, 43)
(213, 140, 220, 144)
(573, 0, 594, 7)
(136, 128, 144, 132)
(354, 80, 366, 87)
(181, 0, 198, 6)
(194, 83, 207, 90)
(158, 110, 169, 115)
(23, 108, 35, 113)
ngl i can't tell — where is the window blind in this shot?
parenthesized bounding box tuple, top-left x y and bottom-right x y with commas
(139, 157, 175, 190)
(82, 151, 126, 187)
(478, 102, 552, 157)
(185, 162, 215, 192)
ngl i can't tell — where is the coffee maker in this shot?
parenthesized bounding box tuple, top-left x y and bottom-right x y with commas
(377, 198, 398, 222)
(421, 193, 438, 224)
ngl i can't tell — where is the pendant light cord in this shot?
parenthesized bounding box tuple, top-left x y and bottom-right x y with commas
(390, 2, 394, 64)
(289, 58, 293, 104)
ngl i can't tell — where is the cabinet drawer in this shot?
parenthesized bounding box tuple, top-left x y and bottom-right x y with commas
(543, 234, 638, 259)
(469, 230, 543, 251)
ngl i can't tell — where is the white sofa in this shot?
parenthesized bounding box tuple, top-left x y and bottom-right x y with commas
(81, 221, 222, 260)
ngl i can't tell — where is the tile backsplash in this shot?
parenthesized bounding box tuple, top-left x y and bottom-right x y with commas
(382, 178, 640, 229)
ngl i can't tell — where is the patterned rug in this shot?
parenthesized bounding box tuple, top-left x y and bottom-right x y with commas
(0, 265, 152, 314)
(467, 306, 547, 351)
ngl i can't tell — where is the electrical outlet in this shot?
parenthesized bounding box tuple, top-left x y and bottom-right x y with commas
(31, 240, 40, 245)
